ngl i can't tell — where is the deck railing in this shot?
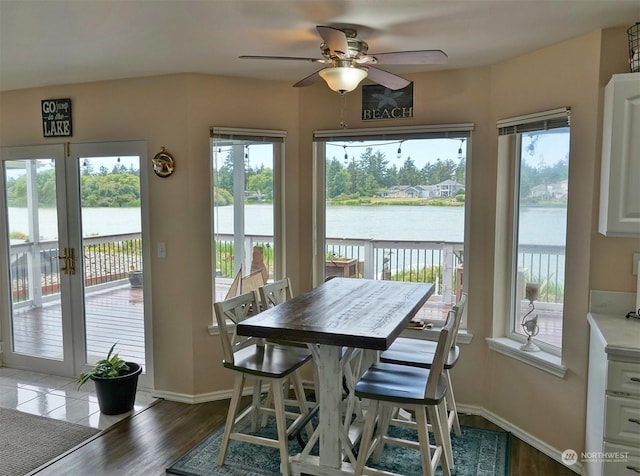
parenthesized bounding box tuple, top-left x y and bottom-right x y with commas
(9, 233, 142, 307)
(9, 233, 566, 308)
(325, 238, 464, 305)
(517, 244, 566, 303)
(211, 234, 565, 308)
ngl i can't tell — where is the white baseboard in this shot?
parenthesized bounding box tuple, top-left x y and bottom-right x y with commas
(458, 404, 582, 475)
(152, 383, 278, 405)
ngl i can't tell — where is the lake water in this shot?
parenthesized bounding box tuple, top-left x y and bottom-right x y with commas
(219, 204, 567, 246)
(7, 207, 143, 241)
(9, 204, 567, 246)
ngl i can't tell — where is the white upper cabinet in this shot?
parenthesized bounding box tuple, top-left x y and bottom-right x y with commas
(599, 73, 640, 237)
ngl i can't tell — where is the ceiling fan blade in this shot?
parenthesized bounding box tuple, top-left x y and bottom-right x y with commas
(366, 67, 410, 90)
(316, 26, 349, 56)
(367, 50, 448, 65)
(239, 55, 327, 63)
(293, 70, 323, 88)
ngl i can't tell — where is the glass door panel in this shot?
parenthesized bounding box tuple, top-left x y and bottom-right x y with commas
(6, 158, 64, 359)
(76, 154, 145, 369)
(69, 141, 151, 388)
(1, 145, 74, 375)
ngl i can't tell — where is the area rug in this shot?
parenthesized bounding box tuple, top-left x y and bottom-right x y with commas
(167, 415, 509, 476)
(0, 408, 100, 476)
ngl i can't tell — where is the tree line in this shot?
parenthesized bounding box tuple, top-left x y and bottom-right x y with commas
(8, 147, 567, 209)
(214, 154, 272, 206)
(212, 147, 467, 204)
(6, 164, 141, 208)
(519, 157, 569, 202)
(327, 147, 465, 199)
(214, 145, 568, 204)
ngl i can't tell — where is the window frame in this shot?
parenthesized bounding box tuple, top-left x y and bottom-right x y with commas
(312, 123, 474, 330)
(495, 108, 571, 357)
(209, 127, 286, 308)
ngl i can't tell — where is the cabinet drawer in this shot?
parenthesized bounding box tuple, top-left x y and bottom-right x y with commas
(603, 443, 640, 476)
(608, 361, 640, 397)
(606, 396, 640, 445)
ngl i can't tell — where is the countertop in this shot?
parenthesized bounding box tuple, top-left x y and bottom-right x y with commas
(588, 313, 640, 361)
(588, 290, 640, 361)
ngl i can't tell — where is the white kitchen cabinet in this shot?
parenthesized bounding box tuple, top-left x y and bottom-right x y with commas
(598, 73, 640, 237)
(586, 313, 640, 476)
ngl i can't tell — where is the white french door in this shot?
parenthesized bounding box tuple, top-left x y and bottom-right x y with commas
(0, 142, 152, 387)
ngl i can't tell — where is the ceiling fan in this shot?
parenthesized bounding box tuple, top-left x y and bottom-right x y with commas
(240, 25, 447, 94)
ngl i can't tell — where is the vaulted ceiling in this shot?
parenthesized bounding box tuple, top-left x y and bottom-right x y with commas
(1, 0, 638, 92)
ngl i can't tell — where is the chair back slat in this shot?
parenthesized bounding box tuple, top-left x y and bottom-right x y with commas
(224, 268, 243, 299)
(242, 271, 265, 294)
(259, 277, 294, 309)
(214, 290, 261, 364)
(451, 293, 467, 347)
(425, 310, 456, 399)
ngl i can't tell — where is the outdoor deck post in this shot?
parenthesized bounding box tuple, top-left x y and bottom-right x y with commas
(443, 243, 454, 305)
(363, 240, 375, 279)
(26, 160, 43, 307)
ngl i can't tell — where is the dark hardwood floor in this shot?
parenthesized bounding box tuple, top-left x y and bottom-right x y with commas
(33, 399, 575, 476)
(458, 414, 575, 476)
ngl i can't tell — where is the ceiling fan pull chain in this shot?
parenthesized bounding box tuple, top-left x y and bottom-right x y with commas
(340, 93, 348, 129)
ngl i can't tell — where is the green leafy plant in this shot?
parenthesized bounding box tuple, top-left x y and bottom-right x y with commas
(77, 343, 130, 389)
(391, 265, 442, 284)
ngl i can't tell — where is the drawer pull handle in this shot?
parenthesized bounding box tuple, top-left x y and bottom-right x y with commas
(630, 377, 640, 383)
(629, 418, 640, 425)
(626, 466, 640, 474)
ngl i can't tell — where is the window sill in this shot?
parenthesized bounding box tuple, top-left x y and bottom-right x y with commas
(486, 337, 566, 378)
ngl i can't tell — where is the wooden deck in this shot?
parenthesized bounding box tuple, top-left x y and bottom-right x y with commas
(11, 284, 145, 366)
(10, 281, 563, 369)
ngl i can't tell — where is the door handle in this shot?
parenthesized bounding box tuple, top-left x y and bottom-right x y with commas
(57, 248, 69, 273)
(67, 247, 76, 275)
(57, 247, 76, 275)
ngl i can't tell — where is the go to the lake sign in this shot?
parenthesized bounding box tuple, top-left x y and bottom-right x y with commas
(42, 98, 72, 137)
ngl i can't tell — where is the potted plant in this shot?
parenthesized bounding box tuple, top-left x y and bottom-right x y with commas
(128, 265, 143, 288)
(325, 252, 359, 278)
(77, 343, 142, 415)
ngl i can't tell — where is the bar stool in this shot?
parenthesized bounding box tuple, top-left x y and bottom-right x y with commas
(380, 293, 467, 438)
(259, 278, 319, 446)
(354, 311, 457, 476)
(259, 278, 319, 395)
(214, 291, 313, 476)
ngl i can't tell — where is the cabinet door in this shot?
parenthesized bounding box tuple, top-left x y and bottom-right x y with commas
(609, 360, 640, 397)
(603, 442, 640, 476)
(605, 395, 640, 446)
(599, 73, 640, 237)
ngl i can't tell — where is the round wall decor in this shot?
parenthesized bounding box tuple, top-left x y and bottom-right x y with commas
(152, 147, 175, 177)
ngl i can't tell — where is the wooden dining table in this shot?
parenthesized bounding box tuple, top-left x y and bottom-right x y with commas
(237, 277, 435, 475)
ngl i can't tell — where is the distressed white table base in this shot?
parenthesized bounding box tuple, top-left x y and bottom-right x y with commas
(290, 344, 372, 475)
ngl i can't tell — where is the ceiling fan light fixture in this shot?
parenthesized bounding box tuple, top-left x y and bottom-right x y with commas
(319, 65, 367, 94)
